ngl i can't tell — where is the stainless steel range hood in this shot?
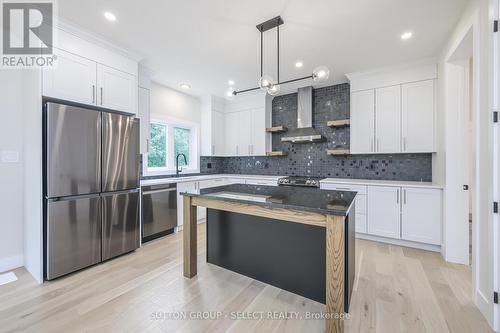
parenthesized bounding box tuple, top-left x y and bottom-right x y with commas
(281, 86, 324, 143)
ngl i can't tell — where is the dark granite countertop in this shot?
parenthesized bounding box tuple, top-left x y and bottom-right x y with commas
(181, 184, 356, 216)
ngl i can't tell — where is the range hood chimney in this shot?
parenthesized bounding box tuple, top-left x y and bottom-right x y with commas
(281, 86, 324, 143)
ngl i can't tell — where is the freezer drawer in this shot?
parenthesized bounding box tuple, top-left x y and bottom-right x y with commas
(45, 103, 101, 197)
(142, 184, 177, 242)
(102, 190, 140, 261)
(102, 113, 140, 192)
(45, 195, 101, 280)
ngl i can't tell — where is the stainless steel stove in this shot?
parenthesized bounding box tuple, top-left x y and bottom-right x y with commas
(277, 176, 324, 188)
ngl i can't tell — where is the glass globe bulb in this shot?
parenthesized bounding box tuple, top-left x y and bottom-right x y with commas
(267, 84, 280, 96)
(312, 66, 330, 83)
(258, 75, 274, 90)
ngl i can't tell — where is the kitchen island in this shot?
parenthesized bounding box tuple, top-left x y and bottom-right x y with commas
(181, 184, 356, 333)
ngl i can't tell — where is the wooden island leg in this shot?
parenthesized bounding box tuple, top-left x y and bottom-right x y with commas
(183, 196, 198, 278)
(326, 215, 345, 333)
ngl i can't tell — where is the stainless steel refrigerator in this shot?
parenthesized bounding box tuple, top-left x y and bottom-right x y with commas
(43, 102, 140, 280)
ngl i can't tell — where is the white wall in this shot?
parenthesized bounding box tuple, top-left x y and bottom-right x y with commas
(438, 0, 496, 328)
(0, 71, 25, 273)
(150, 83, 201, 124)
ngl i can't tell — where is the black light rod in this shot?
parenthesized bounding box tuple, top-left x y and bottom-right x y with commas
(232, 75, 314, 95)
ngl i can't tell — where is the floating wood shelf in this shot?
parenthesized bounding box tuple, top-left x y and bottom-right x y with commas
(266, 151, 288, 157)
(326, 149, 350, 156)
(266, 126, 287, 133)
(327, 119, 350, 127)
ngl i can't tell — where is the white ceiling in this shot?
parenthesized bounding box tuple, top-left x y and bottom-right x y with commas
(57, 0, 469, 98)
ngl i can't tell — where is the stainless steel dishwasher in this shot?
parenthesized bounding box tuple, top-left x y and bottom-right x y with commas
(141, 183, 177, 243)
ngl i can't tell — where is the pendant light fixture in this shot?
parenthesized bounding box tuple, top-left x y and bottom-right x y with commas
(232, 16, 330, 96)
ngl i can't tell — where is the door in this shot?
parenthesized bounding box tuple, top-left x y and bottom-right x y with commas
(224, 112, 239, 156)
(251, 108, 266, 156)
(102, 113, 140, 192)
(42, 48, 97, 105)
(45, 103, 101, 198)
(138, 87, 151, 155)
(367, 186, 401, 238)
(375, 85, 401, 153)
(402, 80, 435, 152)
(101, 190, 140, 261)
(238, 110, 252, 156)
(45, 195, 101, 280)
(350, 90, 375, 153)
(401, 187, 441, 245)
(97, 64, 137, 114)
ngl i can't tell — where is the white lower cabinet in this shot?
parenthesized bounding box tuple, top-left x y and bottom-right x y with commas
(401, 187, 441, 245)
(320, 183, 367, 233)
(176, 181, 197, 228)
(367, 186, 401, 239)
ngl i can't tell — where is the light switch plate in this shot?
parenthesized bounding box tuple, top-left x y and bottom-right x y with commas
(1, 150, 20, 163)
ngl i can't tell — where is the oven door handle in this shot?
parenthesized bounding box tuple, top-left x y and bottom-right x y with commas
(143, 188, 177, 195)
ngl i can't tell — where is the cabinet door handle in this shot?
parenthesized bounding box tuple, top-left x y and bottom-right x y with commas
(100, 87, 103, 105)
(92, 85, 95, 103)
(146, 139, 150, 153)
(397, 189, 400, 204)
(403, 137, 406, 151)
(404, 189, 407, 204)
(212, 145, 215, 155)
(371, 139, 374, 152)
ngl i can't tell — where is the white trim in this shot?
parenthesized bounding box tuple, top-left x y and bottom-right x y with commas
(0, 254, 24, 274)
(355, 233, 441, 252)
(56, 18, 144, 62)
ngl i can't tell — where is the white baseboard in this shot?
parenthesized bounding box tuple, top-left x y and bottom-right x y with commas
(0, 254, 24, 273)
(355, 233, 441, 252)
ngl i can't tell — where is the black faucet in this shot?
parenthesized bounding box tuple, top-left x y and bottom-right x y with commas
(176, 153, 188, 177)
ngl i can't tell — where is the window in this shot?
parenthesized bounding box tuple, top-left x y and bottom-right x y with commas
(174, 127, 190, 167)
(148, 123, 167, 168)
(147, 119, 198, 174)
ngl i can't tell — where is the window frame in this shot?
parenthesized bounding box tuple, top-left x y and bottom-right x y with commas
(145, 115, 200, 176)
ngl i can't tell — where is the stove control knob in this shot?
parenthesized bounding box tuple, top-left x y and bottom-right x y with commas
(311, 180, 317, 186)
(306, 179, 311, 185)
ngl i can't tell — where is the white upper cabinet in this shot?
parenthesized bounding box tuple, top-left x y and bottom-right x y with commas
(367, 186, 401, 239)
(347, 63, 437, 154)
(251, 108, 266, 156)
(350, 90, 375, 154)
(375, 85, 401, 153)
(42, 48, 97, 105)
(42, 27, 139, 114)
(401, 80, 436, 152)
(401, 187, 441, 245)
(96, 64, 137, 114)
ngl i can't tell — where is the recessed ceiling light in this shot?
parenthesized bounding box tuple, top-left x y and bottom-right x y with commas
(180, 83, 191, 90)
(401, 31, 413, 40)
(228, 80, 235, 86)
(295, 61, 303, 68)
(104, 12, 117, 22)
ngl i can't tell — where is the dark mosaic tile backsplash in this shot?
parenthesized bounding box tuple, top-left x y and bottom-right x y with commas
(200, 83, 432, 182)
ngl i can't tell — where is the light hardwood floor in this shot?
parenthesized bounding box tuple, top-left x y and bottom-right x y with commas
(0, 223, 492, 333)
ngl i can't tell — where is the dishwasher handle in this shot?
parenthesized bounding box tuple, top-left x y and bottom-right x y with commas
(142, 188, 177, 195)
